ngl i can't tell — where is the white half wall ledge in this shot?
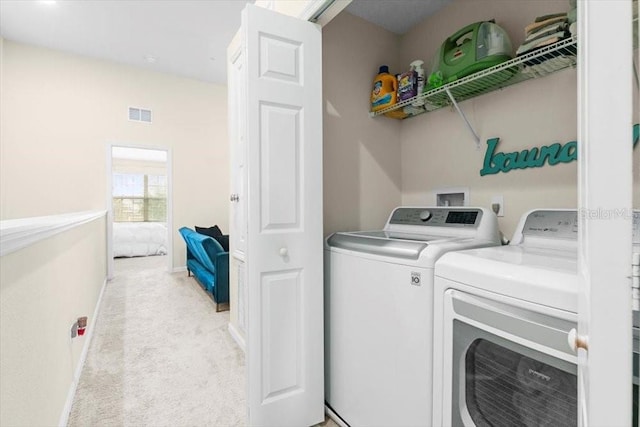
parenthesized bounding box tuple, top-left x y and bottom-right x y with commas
(0, 210, 107, 257)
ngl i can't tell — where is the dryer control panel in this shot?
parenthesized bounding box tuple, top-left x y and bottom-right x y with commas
(389, 207, 482, 227)
(522, 210, 640, 242)
(522, 210, 578, 240)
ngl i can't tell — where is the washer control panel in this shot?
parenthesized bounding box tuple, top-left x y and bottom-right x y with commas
(389, 207, 482, 227)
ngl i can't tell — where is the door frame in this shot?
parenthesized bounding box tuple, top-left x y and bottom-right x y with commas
(576, 0, 633, 425)
(106, 142, 173, 279)
(255, 0, 351, 24)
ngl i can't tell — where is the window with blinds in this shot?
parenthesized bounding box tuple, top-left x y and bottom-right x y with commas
(113, 173, 167, 222)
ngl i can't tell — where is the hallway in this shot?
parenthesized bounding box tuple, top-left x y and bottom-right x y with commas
(68, 256, 246, 426)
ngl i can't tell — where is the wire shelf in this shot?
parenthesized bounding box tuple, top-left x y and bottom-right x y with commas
(371, 36, 578, 119)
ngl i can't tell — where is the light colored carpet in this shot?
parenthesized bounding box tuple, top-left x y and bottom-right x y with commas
(68, 255, 339, 427)
(68, 255, 246, 426)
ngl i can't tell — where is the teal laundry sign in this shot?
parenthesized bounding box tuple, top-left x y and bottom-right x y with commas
(480, 123, 640, 176)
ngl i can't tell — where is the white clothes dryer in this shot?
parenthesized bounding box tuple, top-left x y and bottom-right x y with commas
(324, 207, 501, 427)
(432, 209, 640, 427)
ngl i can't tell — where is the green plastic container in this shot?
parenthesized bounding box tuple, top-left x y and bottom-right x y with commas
(430, 20, 512, 86)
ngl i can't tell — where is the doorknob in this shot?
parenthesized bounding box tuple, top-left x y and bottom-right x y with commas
(567, 328, 589, 352)
(279, 247, 288, 257)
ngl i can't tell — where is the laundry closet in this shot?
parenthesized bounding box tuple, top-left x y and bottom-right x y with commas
(227, 0, 637, 425)
(320, 0, 639, 425)
(322, 0, 639, 239)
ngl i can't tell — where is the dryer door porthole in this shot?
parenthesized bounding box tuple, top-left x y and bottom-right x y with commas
(454, 329, 578, 426)
(445, 291, 579, 427)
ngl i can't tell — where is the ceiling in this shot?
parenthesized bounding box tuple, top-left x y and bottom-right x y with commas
(0, 0, 450, 85)
(345, 0, 451, 35)
(0, 0, 252, 84)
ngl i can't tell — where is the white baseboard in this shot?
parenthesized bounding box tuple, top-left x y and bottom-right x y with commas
(58, 277, 107, 427)
(172, 266, 187, 273)
(325, 405, 349, 427)
(227, 322, 246, 353)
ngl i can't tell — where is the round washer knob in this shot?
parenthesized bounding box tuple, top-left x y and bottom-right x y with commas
(419, 210, 432, 221)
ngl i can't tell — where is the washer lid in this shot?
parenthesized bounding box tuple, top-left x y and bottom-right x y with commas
(327, 231, 430, 260)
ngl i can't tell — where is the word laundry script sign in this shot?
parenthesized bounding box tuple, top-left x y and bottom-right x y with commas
(480, 123, 640, 176)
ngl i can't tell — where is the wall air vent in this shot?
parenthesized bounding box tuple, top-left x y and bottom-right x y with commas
(128, 107, 152, 123)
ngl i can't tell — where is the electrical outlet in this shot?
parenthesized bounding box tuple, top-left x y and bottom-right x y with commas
(491, 195, 504, 217)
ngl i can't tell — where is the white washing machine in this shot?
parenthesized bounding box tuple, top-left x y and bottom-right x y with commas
(324, 206, 501, 427)
(432, 209, 640, 426)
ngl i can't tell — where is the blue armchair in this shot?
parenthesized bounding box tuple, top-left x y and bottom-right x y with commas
(178, 227, 229, 311)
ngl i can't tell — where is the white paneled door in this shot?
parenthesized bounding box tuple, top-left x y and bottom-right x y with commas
(242, 5, 324, 426)
(576, 1, 633, 425)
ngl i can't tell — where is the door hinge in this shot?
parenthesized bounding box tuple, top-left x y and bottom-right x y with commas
(632, 252, 640, 311)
